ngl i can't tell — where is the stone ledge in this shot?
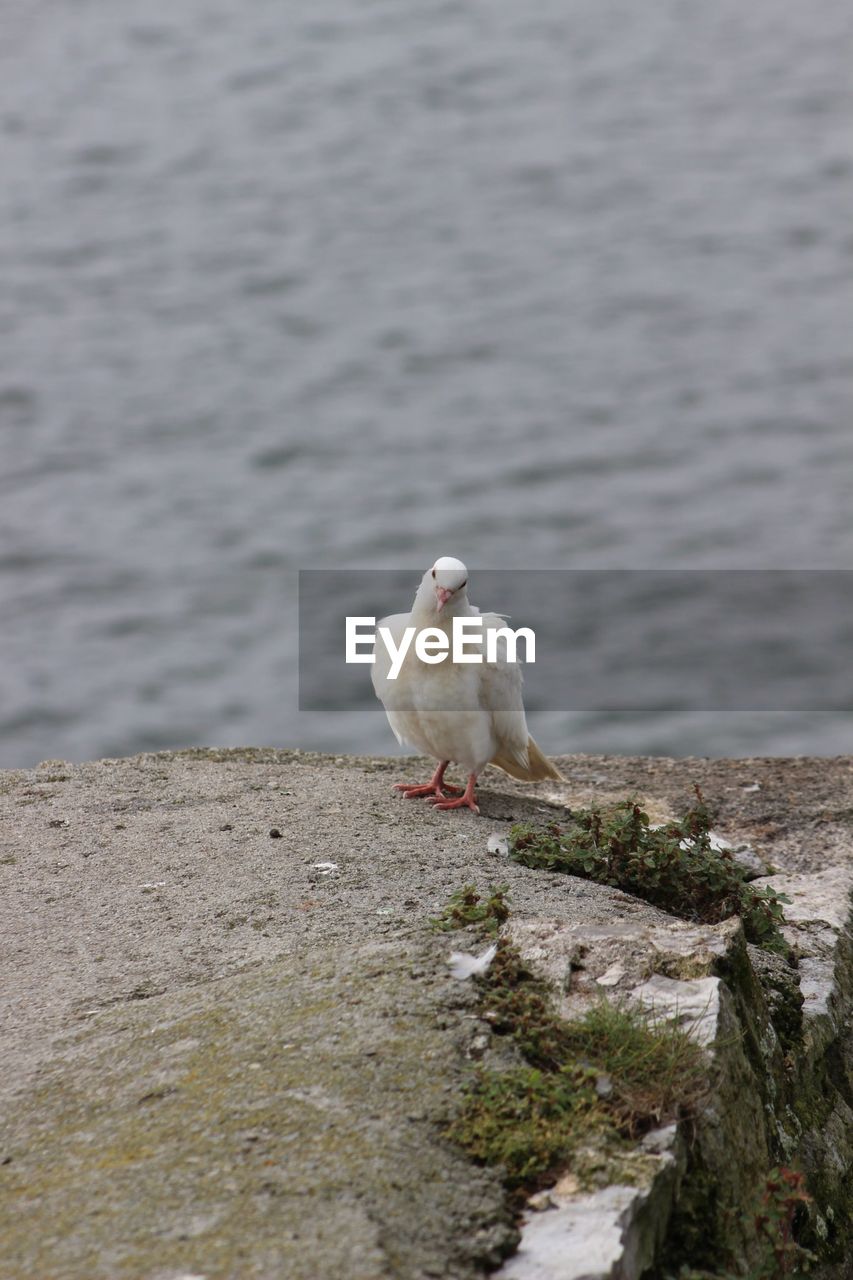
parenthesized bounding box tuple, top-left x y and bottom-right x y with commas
(498, 861, 853, 1279)
(1, 750, 852, 1278)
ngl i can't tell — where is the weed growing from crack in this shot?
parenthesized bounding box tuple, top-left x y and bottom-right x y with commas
(430, 883, 510, 936)
(669, 1165, 816, 1279)
(750, 1168, 816, 1278)
(510, 790, 789, 953)
(560, 998, 709, 1139)
(440, 889, 708, 1199)
(450, 1061, 605, 1192)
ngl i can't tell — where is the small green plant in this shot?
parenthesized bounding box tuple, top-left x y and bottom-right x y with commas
(451, 1062, 603, 1191)
(510, 791, 789, 952)
(751, 1167, 815, 1278)
(436, 884, 809, 1274)
(476, 939, 570, 1068)
(668, 1166, 816, 1279)
(475, 941, 707, 1130)
(559, 998, 709, 1138)
(430, 883, 511, 935)
(446, 927, 708, 1199)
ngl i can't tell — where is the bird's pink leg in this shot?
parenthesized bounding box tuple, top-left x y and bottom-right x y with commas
(394, 760, 463, 800)
(428, 773, 480, 814)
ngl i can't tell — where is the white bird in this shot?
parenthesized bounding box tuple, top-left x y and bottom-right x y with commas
(371, 556, 563, 814)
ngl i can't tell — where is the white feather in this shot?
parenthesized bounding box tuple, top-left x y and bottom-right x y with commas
(448, 942, 498, 980)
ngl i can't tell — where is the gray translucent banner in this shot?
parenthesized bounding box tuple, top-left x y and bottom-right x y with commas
(298, 570, 853, 713)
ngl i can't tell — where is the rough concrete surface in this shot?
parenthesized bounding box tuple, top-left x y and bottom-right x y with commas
(1, 749, 852, 1279)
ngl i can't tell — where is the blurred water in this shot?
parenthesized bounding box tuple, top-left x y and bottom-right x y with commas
(1, 0, 851, 768)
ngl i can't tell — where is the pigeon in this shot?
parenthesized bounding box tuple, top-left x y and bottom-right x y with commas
(371, 557, 563, 814)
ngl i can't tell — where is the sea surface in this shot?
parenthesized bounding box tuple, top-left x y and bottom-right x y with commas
(1, 0, 852, 768)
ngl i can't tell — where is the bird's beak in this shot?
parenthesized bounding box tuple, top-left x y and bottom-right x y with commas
(435, 586, 453, 612)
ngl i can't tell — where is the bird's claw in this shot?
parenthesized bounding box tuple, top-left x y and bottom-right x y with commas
(427, 794, 480, 814)
(394, 781, 462, 799)
(392, 761, 478, 810)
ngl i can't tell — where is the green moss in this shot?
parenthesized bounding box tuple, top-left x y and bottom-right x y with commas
(451, 1063, 604, 1191)
(450, 948, 706, 1196)
(474, 937, 706, 1123)
(559, 999, 709, 1137)
(430, 884, 510, 936)
(440, 889, 708, 1202)
(660, 1167, 816, 1279)
(477, 941, 563, 1065)
(510, 793, 790, 953)
(3, 952, 499, 1280)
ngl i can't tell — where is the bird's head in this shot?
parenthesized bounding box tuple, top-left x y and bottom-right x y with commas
(417, 556, 469, 617)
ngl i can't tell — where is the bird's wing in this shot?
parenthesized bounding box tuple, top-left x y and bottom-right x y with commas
(370, 612, 415, 746)
(477, 612, 530, 771)
(370, 613, 410, 693)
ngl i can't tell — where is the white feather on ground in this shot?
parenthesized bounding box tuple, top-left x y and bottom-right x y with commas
(447, 942, 498, 980)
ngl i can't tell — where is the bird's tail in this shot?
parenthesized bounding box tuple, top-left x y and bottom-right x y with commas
(490, 736, 563, 782)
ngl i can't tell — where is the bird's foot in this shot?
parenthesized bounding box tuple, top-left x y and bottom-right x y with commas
(427, 774, 480, 814)
(428, 794, 480, 814)
(394, 780, 463, 799)
(393, 760, 461, 800)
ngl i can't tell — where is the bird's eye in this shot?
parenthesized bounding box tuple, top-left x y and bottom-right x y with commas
(459, 580, 467, 589)
(432, 569, 436, 578)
